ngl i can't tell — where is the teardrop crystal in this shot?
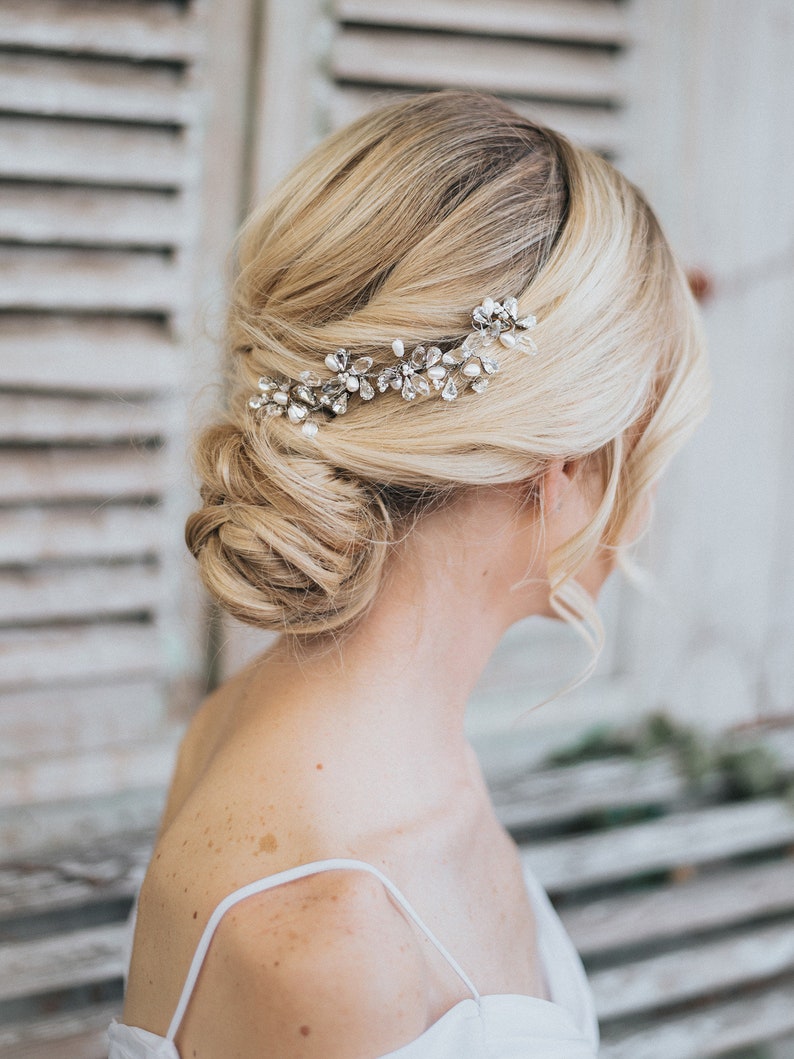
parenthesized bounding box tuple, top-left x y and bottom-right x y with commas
(401, 377, 417, 401)
(331, 392, 349, 415)
(248, 396, 263, 409)
(471, 377, 489, 394)
(299, 370, 322, 386)
(425, 346, 442, 366)
(287, 402, 308, 423)
(410, 345, 427, 368)
(480, 355, 499, 375)
(293, 384, 318, 406)
(414, 376, 430, 396)
(258, 376, 278, 392)
(517, 315, 537, 330)
(442, 377, 458, 402)
(353, 356, 373, 373)
(442, 351, 459, 366)
(503, 296, 518, 318)
(359, 377, 375, 400)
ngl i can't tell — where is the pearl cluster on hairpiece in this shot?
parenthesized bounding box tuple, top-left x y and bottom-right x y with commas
(247, 297, 537, 438)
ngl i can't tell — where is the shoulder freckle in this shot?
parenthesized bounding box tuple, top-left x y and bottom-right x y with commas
(257, 833, 278, 853)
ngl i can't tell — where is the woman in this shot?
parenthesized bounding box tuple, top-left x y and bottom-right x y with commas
(110, 92, 708, 1058)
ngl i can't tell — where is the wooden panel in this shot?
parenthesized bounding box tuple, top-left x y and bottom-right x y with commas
(600, 981, 794, 1059)
(0, 832, 151, 917)
(0, 678, 164, 759)
(334, 0, 629, 44)
(0, 116, 187, 188)
(0, 1005, 116, 1059)
(0, 922, 126, 1002)
(0, 0, 199, 61)
(0, 563, 161, 625)
(0, 449, 164, 503)
(331, 27, 626, 101)
(493, 754, 682, 829)
(0, 623, 162, 688)
(0, 736, 178, 808)
(0, 506, 163, 564)
(592, 920, 794, 1021)
(328, 85, 625, 152)
(0, 394, 171, 444)
(563, 858, 794, 955)
(0, 788, 163, 860)
(0, 52, 195, 124)
(0, 184, 185, 248)
(525, 798, 794, 891)
(0, 316, 180, 393)
(0, 247, 180, 313)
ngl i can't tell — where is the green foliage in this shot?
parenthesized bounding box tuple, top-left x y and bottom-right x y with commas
(546, 712, 794, 804)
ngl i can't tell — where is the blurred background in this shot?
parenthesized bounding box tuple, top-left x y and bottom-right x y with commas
(0, 2, 793, 1056)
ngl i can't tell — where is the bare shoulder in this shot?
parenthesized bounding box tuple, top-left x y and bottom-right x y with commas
(176, 868, 431, 1059)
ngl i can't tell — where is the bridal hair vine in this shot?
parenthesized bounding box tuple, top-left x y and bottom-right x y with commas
(248, 296, 538, 438)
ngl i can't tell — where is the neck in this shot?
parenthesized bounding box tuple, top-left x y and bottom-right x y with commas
(242, 488, 550, 815)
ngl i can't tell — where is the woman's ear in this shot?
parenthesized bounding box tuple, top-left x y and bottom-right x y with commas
(539, 460, 576, 516)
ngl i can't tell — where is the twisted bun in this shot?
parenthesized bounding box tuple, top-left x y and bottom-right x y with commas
(185, 423, 393, 634)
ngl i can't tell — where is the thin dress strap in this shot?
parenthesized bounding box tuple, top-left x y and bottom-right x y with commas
(165, 857, 480, 1040)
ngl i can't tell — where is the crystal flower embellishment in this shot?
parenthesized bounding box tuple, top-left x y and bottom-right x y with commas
(248, 296, 537, 437)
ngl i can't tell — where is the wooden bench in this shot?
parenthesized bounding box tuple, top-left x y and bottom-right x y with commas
(1, 728, 793, 1058)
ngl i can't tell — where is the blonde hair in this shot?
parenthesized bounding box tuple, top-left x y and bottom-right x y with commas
(186, 91, 708, 655)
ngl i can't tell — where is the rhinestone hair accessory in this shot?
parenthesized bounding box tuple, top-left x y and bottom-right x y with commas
(248, 296, 537, 438)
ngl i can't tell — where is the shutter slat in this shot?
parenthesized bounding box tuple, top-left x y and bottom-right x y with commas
(0, 185, 185, 248)
(0, 316, 179, 393)
(0, 394, 171, 444)
(0, 678, 163, 759)
(332, 27, 625, 101)
(526, 799, 794, 893)
(0, 116, 186, 188)
(0, 248, 180, 313)
(333, 0, 629, 45)
(0, 1003, 119, 1058)
(0, 564, 160, 625)
(0, 624, 162, 688)
(0, 52, 195, 124)
(563, 859, 794, 956)
(0, 449, 164, 503)
(0, 506, 162, 564)
(0, 0, 199, 61)
(328, 86, 624, 152)
(591, 921, 794, 1022)
(0, 923, 126, 1002)
(0, 738, 178, 808)
(599, 982, 794, 1059)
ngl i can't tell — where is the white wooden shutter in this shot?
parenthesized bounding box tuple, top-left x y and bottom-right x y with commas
(0, 0, 209, 849)
(328, 0, 629, 155)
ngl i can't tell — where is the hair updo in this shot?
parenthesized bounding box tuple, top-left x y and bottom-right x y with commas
(186, 91, 708, 644)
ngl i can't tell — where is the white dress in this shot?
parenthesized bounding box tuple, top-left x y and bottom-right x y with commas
(108, 857, 599, 1058)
